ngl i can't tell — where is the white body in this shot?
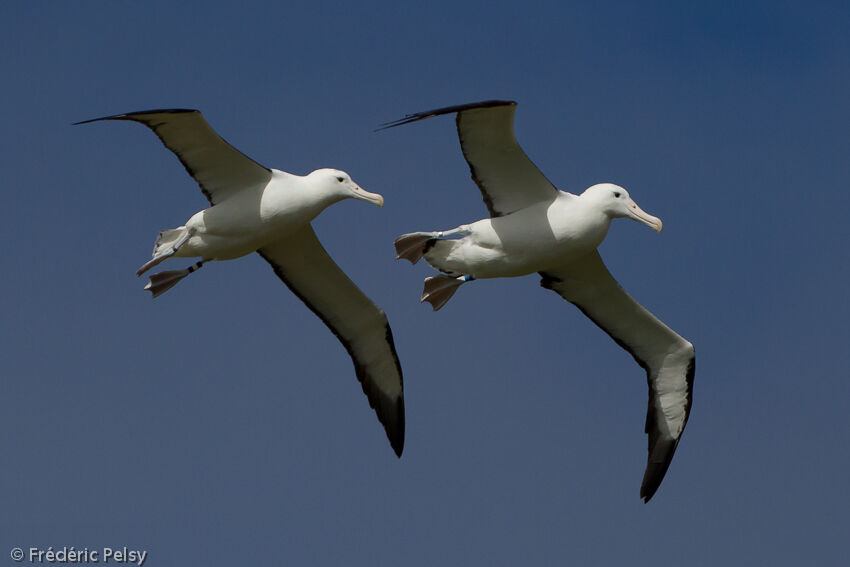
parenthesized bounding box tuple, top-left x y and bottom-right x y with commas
(424, 184, 660, 278)
(176, 170, 347, 260)
(425, 192, 612, 278)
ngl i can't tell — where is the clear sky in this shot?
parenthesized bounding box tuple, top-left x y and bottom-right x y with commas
(2, 1, 848, 565)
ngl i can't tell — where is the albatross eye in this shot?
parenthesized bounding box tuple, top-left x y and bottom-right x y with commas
(613, 192, 621, 198)
(336, 176, 345, 183)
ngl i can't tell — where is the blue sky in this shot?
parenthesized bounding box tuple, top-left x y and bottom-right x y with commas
(2, 1, 848, 565)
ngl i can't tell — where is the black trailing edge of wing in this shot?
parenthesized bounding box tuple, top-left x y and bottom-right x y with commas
(257, 249, 405, 458)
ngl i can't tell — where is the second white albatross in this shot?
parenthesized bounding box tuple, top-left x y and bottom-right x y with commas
(76, 109, 405, 457)
(382, 100, 694, 501)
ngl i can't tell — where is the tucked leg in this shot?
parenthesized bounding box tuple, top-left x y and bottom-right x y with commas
(136, 227, 194, 276)
(144, 260, 207, 298)
(394, 226, 471, 264)
(420, 274, 473, 311)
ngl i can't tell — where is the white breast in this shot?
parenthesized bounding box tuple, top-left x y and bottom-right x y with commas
(439, 193, 610, 278)
(181, 172, 330, 259)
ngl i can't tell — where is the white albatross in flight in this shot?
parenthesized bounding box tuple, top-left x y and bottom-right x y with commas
(382, 100, 694, 501)
(76, 109, 405, 457)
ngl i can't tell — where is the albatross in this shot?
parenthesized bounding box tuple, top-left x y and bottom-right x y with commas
(76, 109, 404, 457)
(382, 100, 694, 501)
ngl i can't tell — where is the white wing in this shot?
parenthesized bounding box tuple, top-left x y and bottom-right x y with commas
(258, 226, 405, 456)
(380, 100, 558, 216)
(540, 251, 695, 502)
(75, 109, 272, 205)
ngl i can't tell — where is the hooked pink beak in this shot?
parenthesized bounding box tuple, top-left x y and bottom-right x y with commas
(626, 198, 662, 232)
(351, 184, 384, 207)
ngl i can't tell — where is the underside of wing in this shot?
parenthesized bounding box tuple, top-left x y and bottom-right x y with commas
(380, 100, 558, 217)
(75, 109, 272, 205)
(258, 226, 405, 457)
(540, 251, 695, 502)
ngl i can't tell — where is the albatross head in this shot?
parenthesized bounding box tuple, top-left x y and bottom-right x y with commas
(311, 168, 384, 207)
(583, 183, 663, 232)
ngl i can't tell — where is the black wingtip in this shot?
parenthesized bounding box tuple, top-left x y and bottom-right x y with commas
(387, 396, 404, 459)
(388, 394, 405, 458)
(640, 475, 664, 503)
(72, 117, 101, 126)
(640, 480, 660, 503)
(639, 437, 681, 503)
(641, 355, 695, 503)
(376, 99, 517, 132)
(72, 108, 200, 126)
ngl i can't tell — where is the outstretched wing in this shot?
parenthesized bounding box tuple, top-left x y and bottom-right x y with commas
(380, 100, 558, 217)
(75, 109, 272, 205)
(258, 226, 405, 457)
(540, 251, 695, 502)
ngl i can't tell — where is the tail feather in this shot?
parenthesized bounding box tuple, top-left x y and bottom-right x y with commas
(421, 275, 468, 311)
(137, 226, 192, 276)
(153, 227, 189, 257)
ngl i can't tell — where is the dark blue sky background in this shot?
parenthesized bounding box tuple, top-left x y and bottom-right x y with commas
(2, 1, 848, 565)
